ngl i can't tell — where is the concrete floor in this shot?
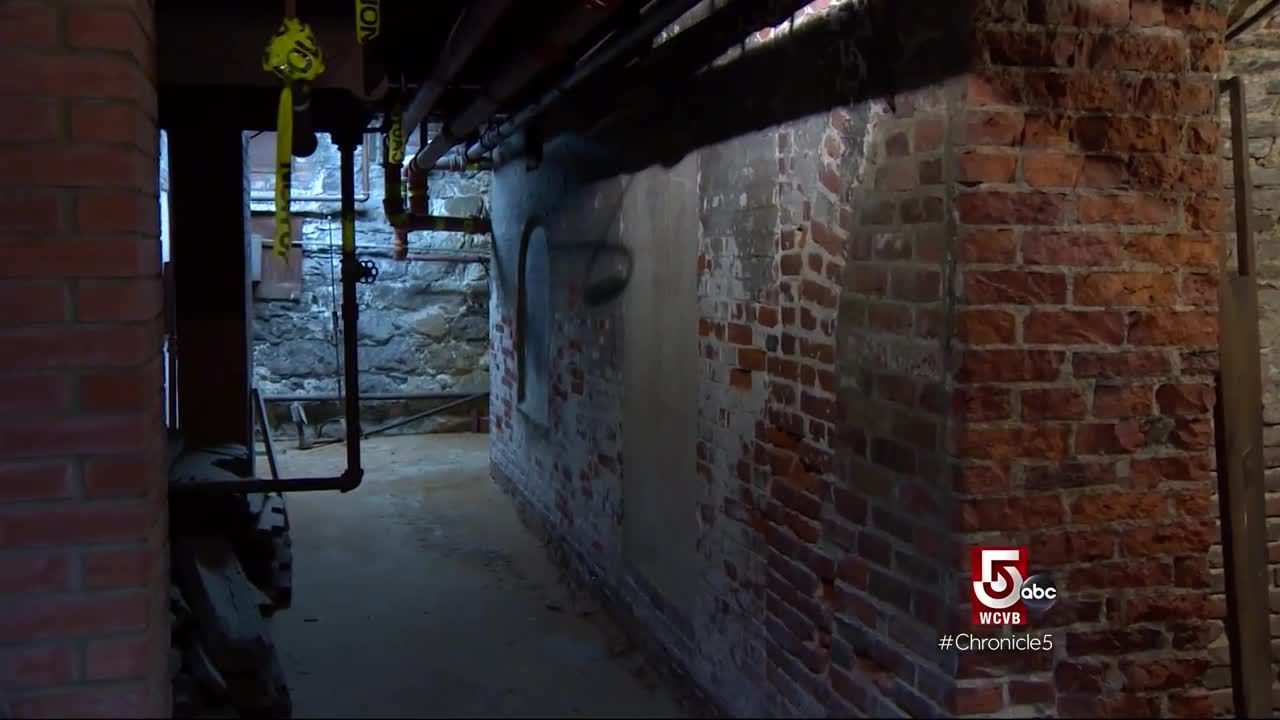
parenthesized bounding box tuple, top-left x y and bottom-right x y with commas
(255, 434, 686, 719)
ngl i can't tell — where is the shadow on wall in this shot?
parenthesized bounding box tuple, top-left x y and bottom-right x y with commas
(490, 0, 973, 315)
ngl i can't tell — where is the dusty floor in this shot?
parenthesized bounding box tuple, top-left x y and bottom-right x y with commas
(255, 434, 687, 719)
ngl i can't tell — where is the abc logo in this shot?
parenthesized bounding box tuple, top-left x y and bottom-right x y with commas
(1020, 574, 1058, 613)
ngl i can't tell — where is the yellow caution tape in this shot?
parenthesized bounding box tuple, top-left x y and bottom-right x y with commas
(262, 18, 325, 259)
(272, 86, 293, 259)
(387, 104, 405, 166)
(262, 18, 326, 82)
(356, 0, 381, 44)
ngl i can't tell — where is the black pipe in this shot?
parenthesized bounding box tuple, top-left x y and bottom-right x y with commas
(262, 391, 486, 403)
(337, 139, 364, 492)
(169, 143, 369, 496)
(1228, 0, 1280, 40)
(464, 0, 707, 162)
(175, 475, 368, 494)
(383, 161, 404, 221)
(383, 96, 405, 222)
(410, 0, 626, 172)
(400, 215, 492, 234)
(291, 81, 319, 158)
(401, 0, 516, 140)
(361, 394, 486, 439)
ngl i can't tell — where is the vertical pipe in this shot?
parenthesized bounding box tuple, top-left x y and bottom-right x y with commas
(383, 100, 408, 260)
(338, 140, 363, 485)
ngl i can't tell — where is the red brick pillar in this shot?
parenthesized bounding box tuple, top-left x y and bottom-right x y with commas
(951, 0, 1225, 715)
(0, 1, 169, 716)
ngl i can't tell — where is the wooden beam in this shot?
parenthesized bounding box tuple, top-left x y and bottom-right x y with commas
(169, 129, 254, 452)
(1216, 76, 1272, 720)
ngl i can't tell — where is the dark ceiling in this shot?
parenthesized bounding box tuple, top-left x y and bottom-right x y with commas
(155, 0, 651, 133)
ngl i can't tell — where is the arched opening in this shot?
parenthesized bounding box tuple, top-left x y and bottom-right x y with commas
(516, 220, 552, 426)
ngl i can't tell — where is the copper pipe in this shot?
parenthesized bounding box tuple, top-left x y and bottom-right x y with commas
(393, 227, 408, 260)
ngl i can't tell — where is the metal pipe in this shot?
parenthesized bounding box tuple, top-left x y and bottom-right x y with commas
(397, 214, 492, 234)
(403, 252, 490, 263)
(263, 391, 487, 403)
(337, 138, 365, 492)
(385, 98, 409, 259)
(291, 81, 319, 158)
(409, 0, 627, 174)
(248, 133, 373, 202)
(248, 190, 371, 203)
(172, 143, 371, 497)
(174, 475, 363, 494)
(254, 239, 489, 262)
(465, 0, 706, 162)
(362, 394, 486, 439)
(432, 155, 493, 172)
(1228, 0, 1280, 40)
(402, 0, 517, 141)
(402, 0, 514, 208)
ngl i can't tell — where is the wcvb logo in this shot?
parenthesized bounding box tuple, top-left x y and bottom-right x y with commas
(970, 547, 1057, 625)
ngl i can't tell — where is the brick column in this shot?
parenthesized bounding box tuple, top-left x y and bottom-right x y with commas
(0, 1, 168, 716)
(950, 0, 1225, 715)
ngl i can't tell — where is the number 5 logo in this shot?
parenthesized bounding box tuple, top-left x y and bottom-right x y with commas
(971, 547, 1025, 610)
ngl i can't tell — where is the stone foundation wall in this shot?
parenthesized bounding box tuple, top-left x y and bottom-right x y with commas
(248, 133, 492, 436)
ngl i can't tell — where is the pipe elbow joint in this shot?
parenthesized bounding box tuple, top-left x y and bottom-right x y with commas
(338, 468, 365, 493)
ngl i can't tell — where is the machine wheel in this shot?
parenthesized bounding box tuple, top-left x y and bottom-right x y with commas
(237, 493, 293, 613)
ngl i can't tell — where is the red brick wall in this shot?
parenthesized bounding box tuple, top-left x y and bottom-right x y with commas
(492, 2, 966, 714)
(950, 0, 1226, 716)
(491, 0, 1231, 717)
(0, 1, 168, 716)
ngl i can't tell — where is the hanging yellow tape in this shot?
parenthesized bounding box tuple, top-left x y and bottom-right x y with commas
(387, 105, 405, 166)
(385, 103, 407, 225)
(342, 206, 356, 253)
(262, 18, 326, 259)
(272, 88, 293, 259)
(263, 18, 326, 84)
(356, 0, 381, 44)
